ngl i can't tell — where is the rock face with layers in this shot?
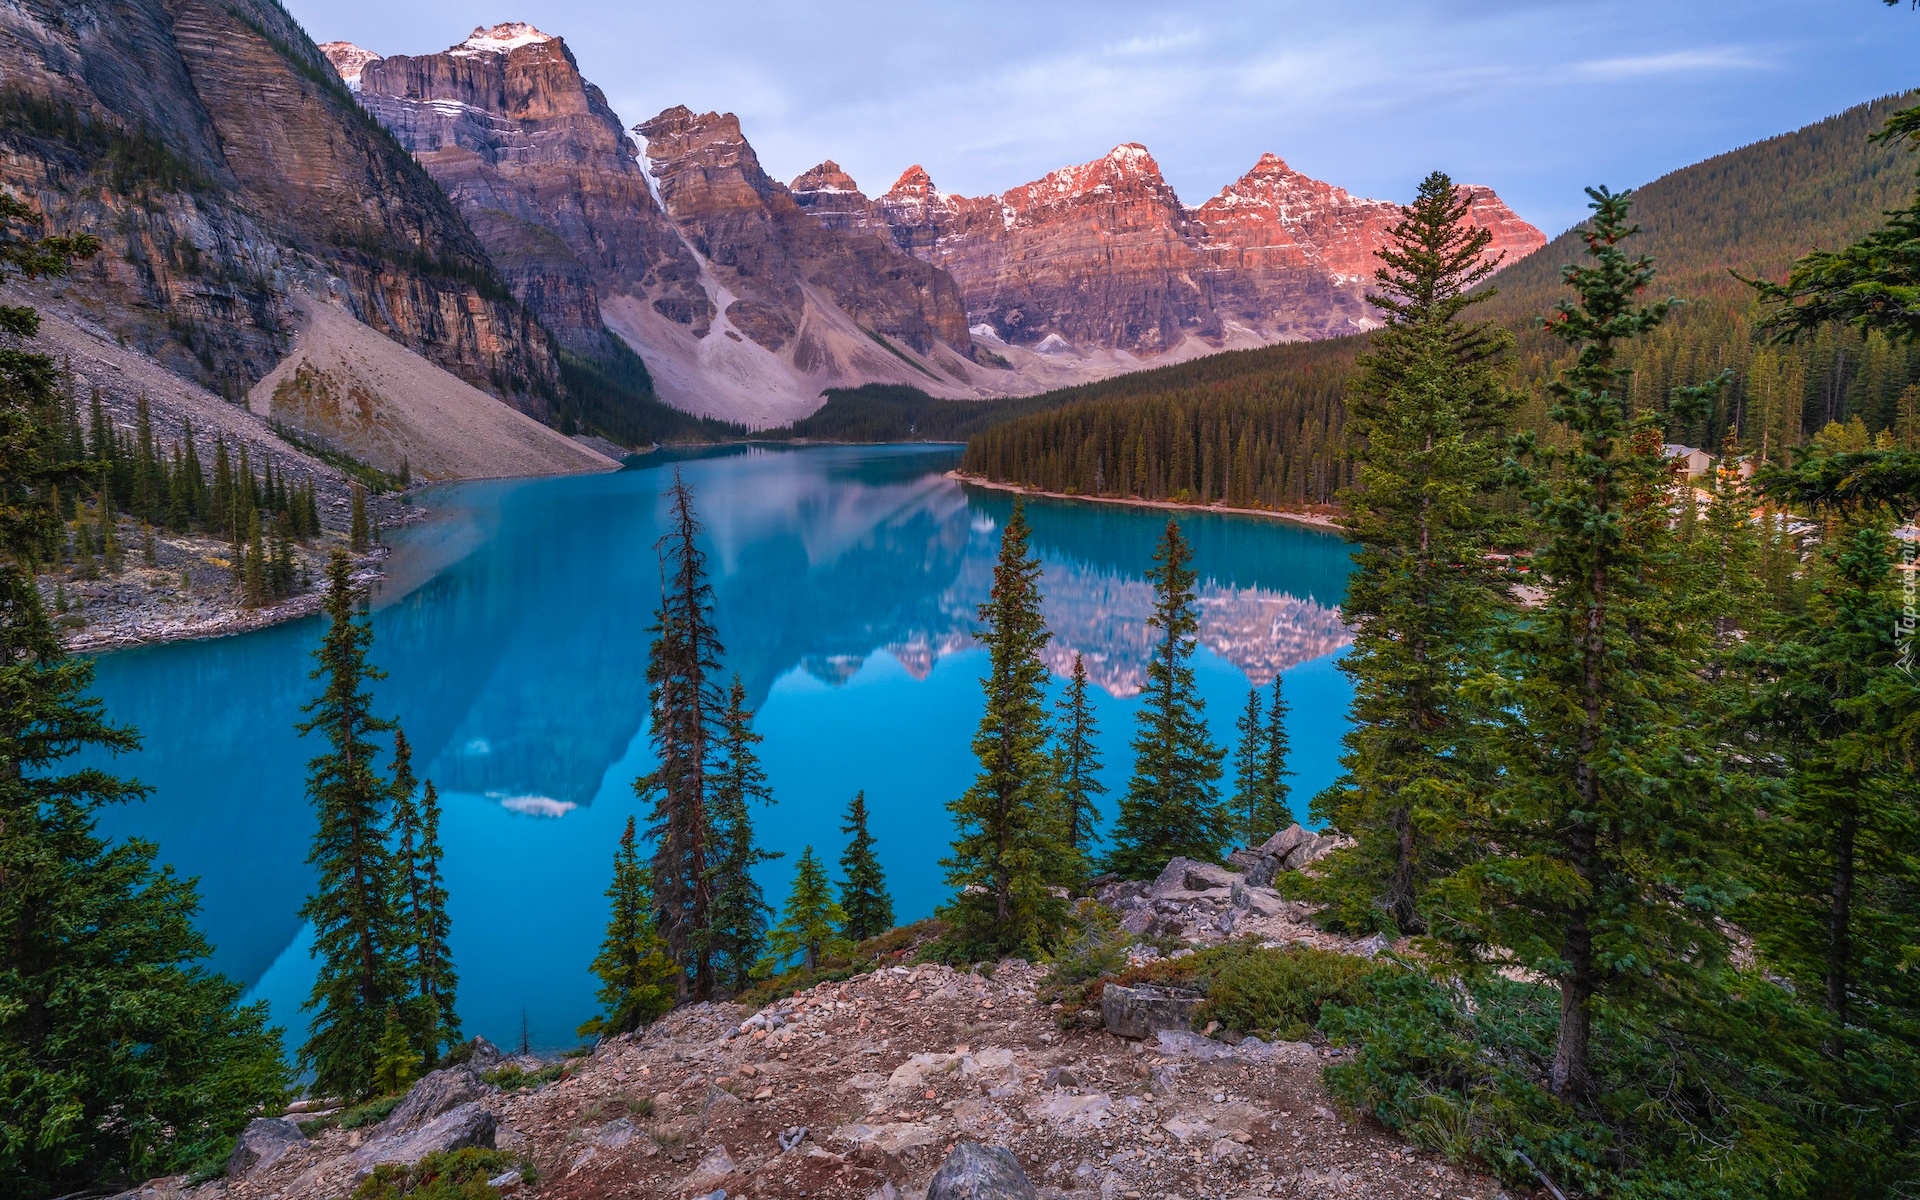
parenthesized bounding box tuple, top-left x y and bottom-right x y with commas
(634, 106, 972, 358)
(335, 25, 711, 359)
(0, 0, 560, 412)
(870, 145, 1222, 354)
(814, 147, 1547, 355)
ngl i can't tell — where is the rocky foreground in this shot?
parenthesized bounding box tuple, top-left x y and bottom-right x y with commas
(139, 848, 1514, 1200)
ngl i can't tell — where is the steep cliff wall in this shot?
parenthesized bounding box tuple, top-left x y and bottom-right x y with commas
(0, 0, 560, 412)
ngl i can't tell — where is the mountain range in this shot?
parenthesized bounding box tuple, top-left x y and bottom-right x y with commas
(322, 23, 1543, 427)
(0, 4, 1549, 460)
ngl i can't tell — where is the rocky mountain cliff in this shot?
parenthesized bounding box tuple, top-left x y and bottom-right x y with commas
(791, 143, 1543, 353)
(332, 27, 983, 427)
(0, 0, 560, 412)
(329, 26, 710, 362)
(795, 146, 1546, 356)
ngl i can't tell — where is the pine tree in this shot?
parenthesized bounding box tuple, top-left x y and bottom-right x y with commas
(1230, 688, 1265, 846)
(270, 511, 296, 598)
(579, 816, 675, 1037)
(0, 199, 285, 1194)
(943, 500, 1072, 957)
(350, 480, 370, 553)
(1052, 651, 1105, 856)
(1259, 674, 1293, 837)
(413, 781, 459, 1056)
(1105, 519, 1229, 878)
(387, 727, 458, 1066)
(243, 508, 267, 607)
(1310, 170, 1516, 934)
(1439, 188, 1735, 1101)
(702, 674, 779, 996)
(636, 469, 725, 1000)
(764, 846, 847, 973)
(371, 1004, 419, 1097)
(209, 438, 232, 539)
(838, 791, 894, 942)
(297, 550, 408, 1100)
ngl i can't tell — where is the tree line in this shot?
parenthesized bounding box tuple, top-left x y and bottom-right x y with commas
(958, 93, 1920, 514)
(1296, 143, 1920, 1195)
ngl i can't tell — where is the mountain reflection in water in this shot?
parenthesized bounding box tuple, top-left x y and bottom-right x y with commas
(86, 444, 1355, 1049)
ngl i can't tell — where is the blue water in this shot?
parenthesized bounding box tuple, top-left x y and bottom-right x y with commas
(86, 444, 1354, 1052)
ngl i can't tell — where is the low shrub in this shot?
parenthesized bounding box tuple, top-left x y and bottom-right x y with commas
(350, 1149, 530, 1200)
(735, 918, 946, 1008)
(1197, 944, 1375, 1041)
(479, 1062, 566, 1091)
(1318, 966, 1916, 1199)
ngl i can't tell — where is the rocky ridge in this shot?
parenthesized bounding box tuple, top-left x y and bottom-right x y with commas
(137, 847, 1506, 1200)
(0, 0, 561, 414)
(331, 26, 711, 363)
(796, 147, 1547, 356)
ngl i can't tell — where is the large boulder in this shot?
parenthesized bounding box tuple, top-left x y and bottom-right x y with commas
(355, 1102, 497, 1172)
(926, 1141, 1038, 1200)
(1148, 856, 1235, 898)
(1099, 983, 1203, 1039)
(459, 1036, 508, 1072)
(1254, 823, 1312, 860)
(379, 1065, 489, 1134)
(226, 1117, 306, 1177)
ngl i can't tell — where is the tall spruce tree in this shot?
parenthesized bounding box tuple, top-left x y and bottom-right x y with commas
(1439, 188, 1734, 1100)
(1259, 674, 1292, 837)
(1105, 519, 1228, 878)
(580, 816, 675, 1037)
(1310, 170, 1516, 934)
(298, 550, 408, 1100)
(412, 781, 459, 1056)
(764, 847, 846, 973)
(0, 200, 285, 1195)
(943, 500, 1073, 957)
(636, 470, 725, 1000)
(1052, 652, 1104, 857)
(387, 729, 459, 1064)
(1230, 688, 1270, 846)
(702, 674, 779, 996)
(838, 791, 894, 942)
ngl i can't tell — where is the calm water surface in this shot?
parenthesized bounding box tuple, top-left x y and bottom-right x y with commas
(88, 444, 1354, 1051)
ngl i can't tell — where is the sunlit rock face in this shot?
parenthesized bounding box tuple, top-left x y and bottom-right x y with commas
(334, 26, 712, 357)
(839, 147, 1545, 354)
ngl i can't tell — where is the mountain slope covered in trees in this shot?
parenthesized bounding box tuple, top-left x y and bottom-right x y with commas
(960, 92, 1920, 506)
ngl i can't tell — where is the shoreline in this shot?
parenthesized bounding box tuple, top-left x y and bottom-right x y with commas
(946, 471, 1347, 531)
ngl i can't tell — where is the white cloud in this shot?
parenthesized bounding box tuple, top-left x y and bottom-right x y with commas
(1570, 46, 1774, 81)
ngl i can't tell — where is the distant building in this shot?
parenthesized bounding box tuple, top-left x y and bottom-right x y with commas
(1663, 444, 1713, 477)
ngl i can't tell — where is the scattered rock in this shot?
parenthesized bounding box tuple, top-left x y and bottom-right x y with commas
(379, 1065, 489, 1134)
(1149, 856, 1235, 899)
(1099, 983, 1203, 1039)
(462, 1036, 508, 1072)
(1254, 824, 1312, 860)
(683, 1144, 736, 1190)
(1154, 1029, 1237, 1061)
(925, 1141, 1039, 1200)
(354, 1102, 497, 1171)
(226, 1117, 307, 1177)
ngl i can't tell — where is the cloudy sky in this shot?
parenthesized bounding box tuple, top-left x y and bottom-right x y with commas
(290, 0, 1919, 235)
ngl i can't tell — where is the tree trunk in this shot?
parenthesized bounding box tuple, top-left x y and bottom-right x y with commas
(1552, 903, 1596, 1100)
(1827, 801, 1857, 1035)
(1387, 801, 1419, 933)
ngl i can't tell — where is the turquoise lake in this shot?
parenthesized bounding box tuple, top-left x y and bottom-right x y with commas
(87, 444, 1355, 1053)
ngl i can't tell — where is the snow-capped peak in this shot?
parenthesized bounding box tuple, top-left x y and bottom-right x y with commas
(450, 22, 554, 57)
(318, 41, 383, 91)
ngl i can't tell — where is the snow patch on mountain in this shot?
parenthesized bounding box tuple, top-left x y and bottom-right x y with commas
(451, 22, 553, 57)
